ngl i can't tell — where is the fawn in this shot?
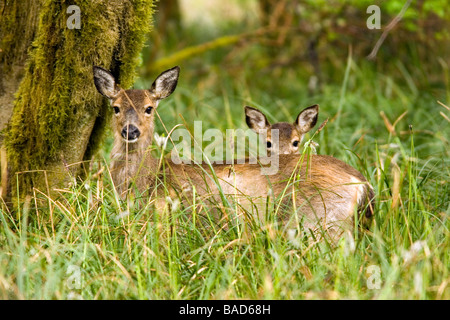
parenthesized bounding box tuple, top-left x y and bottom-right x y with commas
(245, 105, 319, 155)
(93, 66, 374, 241)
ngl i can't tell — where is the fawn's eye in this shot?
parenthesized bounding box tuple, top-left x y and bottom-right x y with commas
(266, 141, 272, 148)
(145, 106, 153, 115)
(292, 140, 299, 147)
(113, 106, 120, 114)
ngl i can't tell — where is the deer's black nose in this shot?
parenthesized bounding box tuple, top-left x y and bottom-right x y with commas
(122, 125, 140, 141)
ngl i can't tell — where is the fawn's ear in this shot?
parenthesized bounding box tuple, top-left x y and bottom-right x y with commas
(295, 104, 319, 133)
(245, 106, 271, 133)
(150, 66, 180, 101)
(93, 66, 121, 99)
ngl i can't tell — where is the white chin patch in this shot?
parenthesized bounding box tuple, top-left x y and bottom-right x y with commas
(123, 138, 139, 144)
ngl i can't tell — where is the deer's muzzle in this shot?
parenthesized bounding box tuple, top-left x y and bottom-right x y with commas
(121, 124, 141, 142)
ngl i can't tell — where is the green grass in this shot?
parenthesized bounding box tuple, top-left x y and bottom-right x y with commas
(1, 54, 448, 300)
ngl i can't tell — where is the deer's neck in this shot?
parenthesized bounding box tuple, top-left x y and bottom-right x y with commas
(110, 134, 159, 195)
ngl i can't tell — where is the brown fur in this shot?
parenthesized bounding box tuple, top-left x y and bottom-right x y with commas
(245, 105, 319, 155)
(162, 154, 374, 239)
(93, 66, 374, 241)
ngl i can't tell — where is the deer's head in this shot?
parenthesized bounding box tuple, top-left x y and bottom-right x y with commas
(245, 105, 319, 155)
(93, 66, 180, 145)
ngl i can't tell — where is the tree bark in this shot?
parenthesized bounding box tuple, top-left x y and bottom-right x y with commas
(0, 0, 154, 205)
(0, 0, 40, 141)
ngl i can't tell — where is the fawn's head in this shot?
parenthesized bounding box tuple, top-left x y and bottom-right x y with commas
(245, 104, 319, 155)
(93, 66, 180, 146)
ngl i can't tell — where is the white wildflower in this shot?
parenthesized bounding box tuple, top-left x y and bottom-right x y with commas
(154, 132, 168, 149)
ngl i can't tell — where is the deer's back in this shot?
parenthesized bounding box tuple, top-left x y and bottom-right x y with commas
(163, 154, 372, 221)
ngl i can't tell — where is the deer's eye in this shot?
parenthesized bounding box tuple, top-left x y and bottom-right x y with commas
(145, 106, 153, 115)
(266, 141, 272, 148)
(292, 140, 299, 147)
(113, 106, 120, 114)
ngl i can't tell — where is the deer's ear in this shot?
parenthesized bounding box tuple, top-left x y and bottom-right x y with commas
(295, 104, 319, 133)
(245, 106, 270, 133)
(93, 66, 121, 99)
(150, 66, 180, 100)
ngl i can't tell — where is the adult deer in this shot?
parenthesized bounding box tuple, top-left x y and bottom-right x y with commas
(93, 66, 374, 241)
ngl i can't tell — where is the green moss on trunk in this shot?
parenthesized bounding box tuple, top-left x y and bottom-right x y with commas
(3, 0, 154, 203)
(0, 0, 40, 72)
(0, 0, 40, 139)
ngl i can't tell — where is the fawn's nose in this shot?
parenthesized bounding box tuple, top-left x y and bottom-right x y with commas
(122, 124, 141, 141)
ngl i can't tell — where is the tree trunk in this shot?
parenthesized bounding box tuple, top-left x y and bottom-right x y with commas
(0, 0, 154, 206)
(0, 0, 40, 141)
